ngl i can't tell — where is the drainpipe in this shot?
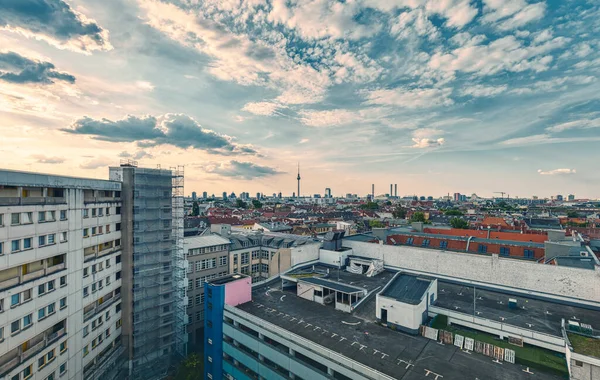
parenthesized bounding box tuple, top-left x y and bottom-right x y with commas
(487, 226, 491, 239)
(466, 236, 473, 252)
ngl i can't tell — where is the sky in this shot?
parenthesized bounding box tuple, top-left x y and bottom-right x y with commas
(0, 0, 599, 199)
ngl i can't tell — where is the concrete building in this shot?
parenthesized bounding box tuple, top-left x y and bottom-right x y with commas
(109, 165, 187, 380)
(184, 234, 230, 349)
(0, 170, 124, 380)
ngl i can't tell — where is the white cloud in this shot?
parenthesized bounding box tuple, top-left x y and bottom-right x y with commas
(390, 9, 439, 41)
(299, 138, 310, 144)
(496, 2, 546, 30)
(482, 0, 546, 30)
(537, 168, 576, 176)
(298, 109, 359, 127)
(509, 75, 595, 95)
(365, 0, 478, 28)
(460, 84, 507, 97)
(80, 157, 114, 169)
(135, 81, 155, 91)
(410, 128, 445, 148)
(242, 102, 281, 116)
(363, 87, 453, 108)
(546, 118, 600, 133)
(411, 137, 445, 148)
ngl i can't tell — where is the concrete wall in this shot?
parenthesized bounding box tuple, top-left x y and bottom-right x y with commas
(291, 243, 320, 267)
(571, 353, 600, 380)
(319, 248, 352, 267)
(224, 276, 252, 306)
(343, 240, 600, 305)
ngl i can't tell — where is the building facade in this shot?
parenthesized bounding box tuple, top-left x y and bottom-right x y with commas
(109, 165, 187, 380)
(0, 170, 124, 380)
(184, 235, 230, 350)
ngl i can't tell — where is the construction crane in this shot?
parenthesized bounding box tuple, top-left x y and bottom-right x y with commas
(494, 191, 506, 199)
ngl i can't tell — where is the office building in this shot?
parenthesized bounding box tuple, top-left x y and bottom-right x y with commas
(324, 188, 331, 198)
(108, 164, 187, 380)
(203, 192, 208, 199)
(191, 192, 197, 201)
(568, 194, 575, 201)
(184, 234, 230, 349)
(0, 170, 124, 380)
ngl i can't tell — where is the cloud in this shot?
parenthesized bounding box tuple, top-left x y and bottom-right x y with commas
(199, 160, 284, 180)
(0, 0, 112, 54)
(410, 128, 445, 148)
(80, 157, 113, 169)
(118, 150, 154, 160)
(363, 87, 453, 108)
(299, 138, 310, 144)
(390, 9, 439, 41)
(135, 81, 155, 91)
(482, 0, 546, 30)
(411, 138, 445, 148)
(31, 154, 65, 164)
(364, 0, 478, 29)
(298, 109, 359, 127)
(242, 102, 281, 116)
(537, 168, 576, 176)
(546, 118, 600, 133)
(460, 84, 508, 97)
(62, 114, 260, 156)
(0, 51, 76, 85)
(509, 75, 595, 95)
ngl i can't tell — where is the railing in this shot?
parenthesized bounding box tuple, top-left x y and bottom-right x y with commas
(0, 276, 19, 290)
(23, 268, 45, 282)
(84, 196, 121, 204)
(0, 327, 66, 377)
(0, 197, 66, 206)
(0, 356, 19, 377)
(2, 264, 67, 291)
(83, 344, 125, 380)
(46, 263, 66, 275)
(84, 294, 121, 322)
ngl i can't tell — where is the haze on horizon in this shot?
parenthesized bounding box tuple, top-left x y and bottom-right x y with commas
(0, 0, 599, 198)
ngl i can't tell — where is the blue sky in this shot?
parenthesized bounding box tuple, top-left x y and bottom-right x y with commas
(0, 0, 599, 198)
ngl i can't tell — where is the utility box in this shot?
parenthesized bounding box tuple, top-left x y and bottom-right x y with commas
(508, 298, 518, 310)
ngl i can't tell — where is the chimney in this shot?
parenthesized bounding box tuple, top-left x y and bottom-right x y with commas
(395, 184, 397, 197)
(390, 184, 393, 196)
(372, 184, 374, 198)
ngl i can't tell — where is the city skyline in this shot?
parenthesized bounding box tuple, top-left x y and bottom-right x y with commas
(1, 0, 599, 198)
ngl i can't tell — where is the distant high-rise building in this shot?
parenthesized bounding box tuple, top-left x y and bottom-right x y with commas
(427, 196, 433, 201)
(325, 188, 331, 198)
(390, 184, 393, 197)
(203, 191, 208, 199)
(568, 194, 575, 201)
(556, 194, 564, 201)
(256, 192, 261, 199)
(395, 184, 397, 197)
(192, 191, 197, 200)
(297, 163, 301, 198)
(420, 196, 426, 201)
(278, 192, 282, 199)
(371, 184, 374, 199)
(222, 192, 227, 200)
(454, 192, 461, 202)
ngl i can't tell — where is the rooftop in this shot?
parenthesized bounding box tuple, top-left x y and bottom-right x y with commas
(209, 274, 248, 285)
(380, 274, 433, 305)
(300, 277, 366, 294)
(568, 333, 600, 358)
(236, 270, 563, 380)
(0, 169, 121, 190)
(184, 234, 231, 249)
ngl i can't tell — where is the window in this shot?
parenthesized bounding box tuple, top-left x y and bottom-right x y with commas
(60, 210, 67, 220)
(38, 356, 46, 369)
(11, 319, 20, 333)
(91, 227, 97, 235)
(48, 280, 55, 291)
(241, 253, 249, 264)
(92, 283, 97, 292)
(60, 341, 67, 353)
(39, 235, 46, 246)
(48, 234, 55, 244)
(106, 207, 110, 215)
(524, 249, 534, 259)
(11, 293, 20, 306)
(116, 207, 121, 215)
(39, 285, 46, 297)
(92, 208, 97, 217)
(38, 211, 46, 222)
(219, 256, 227, 266)
(0, 213, 3, 226)
(106, 225, 111, 233)
(39, 308, 46, 320)
(406, 237, 414, 245)
(83, 326, 89, 337)
(83, 228, 89, 238)
(0, 242, 3, 255)
(11, 213, 20, 225)
(48, 303, 55, 314)
(23, 314, 32, 328)
(83, 267, 89, 277)
(0, 326, 3, 341)
(440, 240, 448, 249)
(23, 237, 32, 249)
(83, 345, 89, 357)
(421, 239, 430, 247)
(60, 232, 67, 242)
(500, 247, 510, 256)
(23, 289, 31, 302)
(98, 226, 103, 234)
(98, 208, 103, 216)
(106, 276, 111, 285)
(59, 362, 66, 375)
(116, 223, 121, 231)
(23, 364, 32, 379)
(478, 244, 487, 253)
(11, 239, 20, 252)
(83, 287, 89, 297)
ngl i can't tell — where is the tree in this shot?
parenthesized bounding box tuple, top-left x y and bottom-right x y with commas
(369, 220, 386, 228)
(445, 209, 463, 216)
(236, 199, 247, 209)
(360, 201, 379, 210)
(385, 201, 392, 206)
(170, 353, 203, 380)
(251, 199, 263, 209)
(450, 217, 469, 229)
(410, 211, 426, 223)
(191, 201, 199, 216)
(566, 210, 578, 218)
(392, 206, 407, 219)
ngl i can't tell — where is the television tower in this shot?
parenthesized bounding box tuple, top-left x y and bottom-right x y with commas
(297, 163, 301, 198)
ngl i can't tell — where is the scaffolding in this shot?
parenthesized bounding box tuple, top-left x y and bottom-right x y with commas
(171, 165, 188, 359)
(127, 167, 186, 380)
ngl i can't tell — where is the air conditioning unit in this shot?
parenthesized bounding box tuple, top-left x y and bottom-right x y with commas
(580, 251, 588, 257)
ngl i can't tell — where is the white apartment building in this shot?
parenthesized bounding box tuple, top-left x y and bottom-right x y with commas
(0, 170, 124, 380)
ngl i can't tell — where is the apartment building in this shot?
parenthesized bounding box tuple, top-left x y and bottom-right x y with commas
(0, 170, 124, 380)
(108, 165, 187, 380)
(184, 235, 230, 350)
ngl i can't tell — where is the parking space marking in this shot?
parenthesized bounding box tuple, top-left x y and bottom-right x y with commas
(424, 369, 443, 379)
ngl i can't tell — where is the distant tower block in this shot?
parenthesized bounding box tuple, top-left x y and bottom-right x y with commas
(297, 163, 301, 198)
(390, 184, 393, 196)
(395, 184, 397, 197)
(372, 184, 374, 199)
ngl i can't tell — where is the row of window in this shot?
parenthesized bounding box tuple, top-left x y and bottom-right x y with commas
(250, 263, 269, 274)
(2, 232, 67, 255)
(403, 237, 536, 258)
(83, 224, 119, 238)
(189, 272, 228, 291)
(1, 276, 66, 313)
(8, 342, 68, 380)
(188, 256, 228, 273)
(83, 310, 113, 337)
(83, 207, 118, 218)
(83, 320, 120, 358)
(6, 296, 65, 336)
(187, 244, 229, 256)
(83, 273, 119, 298)
(0, 210, 67, 227)
(83, 256, 120, 278)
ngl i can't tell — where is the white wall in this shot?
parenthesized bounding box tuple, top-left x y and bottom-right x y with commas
(375, 279, 437, 332)
(290, 243, 320, 267)
(319, 249, 352, 267)
(343, 240, 600, 305)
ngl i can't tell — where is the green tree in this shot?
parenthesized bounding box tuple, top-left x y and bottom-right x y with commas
(410, 211, 426, 223)
(385, 200, 392, 206)
(251, 199, 263, 209)
(236, 199, 247, 209)
(369, 220, 386, 228)
(171, 353, 203, 380)
(450, 217, 469, 229)
(445, 209, 463, 216)
(191, 201, 199, 216)
(392, 206, 407, 219)
(566, 210, 578, 218)
(360, 201, 379, 210)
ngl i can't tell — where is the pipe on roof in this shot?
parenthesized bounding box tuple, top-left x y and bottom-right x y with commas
(466, 236, 474, 252)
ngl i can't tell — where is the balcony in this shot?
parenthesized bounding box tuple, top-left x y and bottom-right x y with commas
(0, 326, 66, 377)
(23, 268, 45, 282)
(0, 197, 66, 206)
(83, 344, 125, 380)
(1, 263, 66, 292)
(46, 262, 66, 275)
(84, 293, 121, 322)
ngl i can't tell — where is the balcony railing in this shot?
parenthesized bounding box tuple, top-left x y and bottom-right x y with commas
(1, 264, 66, 292)
(0, 327, 66, 377)
(23, 268, 45, 282)
(0, 197, 67, 206)
(84, 294, 121, 322)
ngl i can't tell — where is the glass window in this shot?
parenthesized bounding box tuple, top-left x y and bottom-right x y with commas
(60, 276, 66, 286)
(38, 284, 45, 295)
(39, 308, 46, 319)
(48, 303, 55, 314)
(60, 341, 67, 352)
(23, 364, 32, 378)
(60, 210, 67, 220)
(48, 234, 55, 244)
(22, 289, 31, 301)
(23, 238, 32, 249)
(39, 236, 46, 246)
(11, 240, 20, 252)
(11, 213, 20, 225)
(38, 211, 46, 222)
(11, 320, 20, 333)
(60, 298, 66, 309)
(23, 314, 32, 327)
(60, 363, 66, 374)
(11, 294, 20, 306)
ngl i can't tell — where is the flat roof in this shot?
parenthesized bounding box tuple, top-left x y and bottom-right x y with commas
(236, 277, 562, 380)
(209, 274, 248, 285)
(380, 274, 432, 305)
(435, 281, 600, 337)
(299, 277, 365, 294)
(0, 169, 121, 190)
(184, 234, 231, 249)
(389, 230, 545, 248)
